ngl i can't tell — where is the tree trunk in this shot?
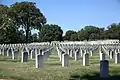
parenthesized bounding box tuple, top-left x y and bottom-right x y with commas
(26, 26, 29, 43)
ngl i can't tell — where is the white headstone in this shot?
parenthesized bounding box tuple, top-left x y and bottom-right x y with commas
(115, 53, 120, 64)
(90, 50, 93, 56)
(35, 54, 44, 68)
(62, 54, 69, 67)
(12, 50, 18, 60)
(80, 49, 83, 57)
(44, 51, 50, 61)
(21, 52, 28, 63)
(60, 51, 64, 62)
(30, 50, 35, 59)
(83, 53, 89, 66)
(100, 53, 106, 60)
(74, 51, 79, 61)
(70, 49, 74, 58)
(0, 49, 2, 55)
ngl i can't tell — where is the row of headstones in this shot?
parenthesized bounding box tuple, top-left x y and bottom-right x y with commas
(34, 47, 53, 68)
(0, 47, 19, 60)
(0, 43, 53, 53)
(56, 46, 111, 78)
(27, 47, 52, 62)
(56, 46, 98, 67)
(56, 44, 120, 67)
(56, 40, 119, 46)
(99, 46, 120, 64)
(99, 45, 120, 78)
(0, 46, 52, 60)
(0, 44, 54, 69)
(58, 44, 99, 49)
(103, 44, 120, 52)
(0, 42, 52, 46)
(58, 43, 99, 53)
(57, 44, 99, 60)
(57, 44, 115, 78)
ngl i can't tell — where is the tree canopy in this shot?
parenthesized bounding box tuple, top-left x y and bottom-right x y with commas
(8, 1, 46, 43)
(39, 24, 63, 42)
(0, 2, 120, 43)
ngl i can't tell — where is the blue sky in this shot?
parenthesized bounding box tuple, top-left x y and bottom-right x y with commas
(0, 0, 120, 34)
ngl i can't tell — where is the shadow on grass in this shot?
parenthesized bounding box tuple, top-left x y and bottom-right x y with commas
(46, 62, 61, 66)
(0, 58, 21, 62)
(0, 55, 22, 62)
(49, 56, 59, 60)
(90, 61, 99, 64)
(0, 76, 30, 80)
(10, 76, 30, 80)
(69, 72, 120, 80)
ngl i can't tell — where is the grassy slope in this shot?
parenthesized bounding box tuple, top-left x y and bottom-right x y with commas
(0, 47, 120, 80)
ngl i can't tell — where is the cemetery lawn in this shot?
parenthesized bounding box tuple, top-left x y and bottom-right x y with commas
(0, 48, 120, 80)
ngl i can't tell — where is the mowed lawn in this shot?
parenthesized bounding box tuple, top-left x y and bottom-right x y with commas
(0, 48, 120, 80)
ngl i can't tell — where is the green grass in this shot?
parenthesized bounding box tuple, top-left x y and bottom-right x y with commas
(0, 48, 120, 80)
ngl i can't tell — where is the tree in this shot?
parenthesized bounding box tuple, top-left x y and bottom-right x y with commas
(106, 23, 120, 40)
(31, 33, 38, 42)
(99, 28, 106, 40)
(63, 30, 76, 41)
(70, 33, 78, 41)
(78, 26, 102, 41)
(39, 24, 63, 42)
(16, 30, 26, 43)
(0, 4, 15, 43)
(0, 4, 27, 44)
(8, 1, 46, 43)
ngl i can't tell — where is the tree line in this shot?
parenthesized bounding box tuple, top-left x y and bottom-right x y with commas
(0, 1, 120, 44)
(64, 24, 120, 41)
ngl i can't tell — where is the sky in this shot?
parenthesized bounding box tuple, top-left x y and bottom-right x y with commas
(0, 0, 120, 34)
